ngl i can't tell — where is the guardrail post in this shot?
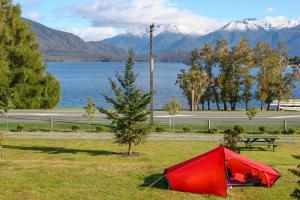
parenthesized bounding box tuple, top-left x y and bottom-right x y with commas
(6, 114, 9, 132)
(284, 120, 287, 132)
(208, 120, 211, 132)
(172, 116, 175, 133)
(49, 117, 53, 131)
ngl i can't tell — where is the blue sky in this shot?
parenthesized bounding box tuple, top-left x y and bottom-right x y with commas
(14, 0, 300, 41)
(172, 0, 300, 19)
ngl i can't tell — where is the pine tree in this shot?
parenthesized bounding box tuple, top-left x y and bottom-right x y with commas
(99, 49, 151, 156)
(40, 74, 61, 109)
(0, 1, 61, 109)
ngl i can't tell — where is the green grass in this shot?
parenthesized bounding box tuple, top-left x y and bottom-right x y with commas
(0, 138, 299, 200)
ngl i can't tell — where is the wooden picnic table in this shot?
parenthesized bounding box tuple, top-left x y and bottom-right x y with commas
(240, 136, 279, 151)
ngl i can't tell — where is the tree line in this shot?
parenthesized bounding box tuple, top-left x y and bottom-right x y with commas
(177, 39, 300, 111)
(0, 0, 61, 111)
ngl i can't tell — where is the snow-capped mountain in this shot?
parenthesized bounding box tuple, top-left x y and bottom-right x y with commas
(24, 17, 300, 61)
(126, 24, 202, 37)
(103, 17, 300, 57)
(102, 24, 201, 54)
(123, 17, 300, 37)
(221, 17, 300, 32)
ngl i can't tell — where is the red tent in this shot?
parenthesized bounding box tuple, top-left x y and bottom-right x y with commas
(163, 146, 280, 196)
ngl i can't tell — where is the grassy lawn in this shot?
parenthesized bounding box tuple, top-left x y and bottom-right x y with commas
(0, 139, 299, 200)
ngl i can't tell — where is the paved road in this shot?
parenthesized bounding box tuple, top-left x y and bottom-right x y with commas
(1, 110, 300, 125)
(4, 132, 300, 142)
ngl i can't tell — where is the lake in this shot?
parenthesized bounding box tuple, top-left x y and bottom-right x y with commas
(47, 62, 189, 109)
(47, 62, 300, 109)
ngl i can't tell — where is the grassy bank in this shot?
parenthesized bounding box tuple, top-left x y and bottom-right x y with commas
(1, 122, 300, 134)
(0, 139, 299, 199)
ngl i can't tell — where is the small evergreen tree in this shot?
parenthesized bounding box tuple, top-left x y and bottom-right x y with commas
(99, 50, 151, 156)
(85, 97, 96, 132)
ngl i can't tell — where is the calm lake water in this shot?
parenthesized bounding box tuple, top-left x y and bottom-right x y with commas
(47, 62, 300, 109)
(47, 62, 189, 108)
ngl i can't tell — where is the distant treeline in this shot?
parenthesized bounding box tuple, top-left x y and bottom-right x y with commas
(290, 56, 300, 66)
(177, 39, 300, 111)
(43, 50, 190, 63)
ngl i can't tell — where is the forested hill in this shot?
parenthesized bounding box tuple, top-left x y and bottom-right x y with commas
(23, 18, 126, 62)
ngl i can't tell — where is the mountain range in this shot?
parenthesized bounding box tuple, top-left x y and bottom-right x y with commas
(23, 18, 126, 62)
(24, 18, 300, 62)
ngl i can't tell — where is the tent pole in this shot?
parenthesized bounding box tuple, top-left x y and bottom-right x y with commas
(148, 174, 164, 188)
(224, 148, 231, 198)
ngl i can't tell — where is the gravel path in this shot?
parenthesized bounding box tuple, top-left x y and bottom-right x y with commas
(4, 132, 300, 142)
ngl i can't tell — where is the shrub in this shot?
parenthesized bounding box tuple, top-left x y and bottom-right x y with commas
(16, 124, 25, 132)
(259, 126, 267, 134)
(96, 125, 106, 132)
(283, 128, 296, 134)
(209, 128, 219, 134)
(223, 129, 241, 151)
(71, 125, 80, 132)
(182, 126, 192, 133)
(274, 129, 281, 134)
(155, 126, 167, 132)
(234, 125, 245, 134)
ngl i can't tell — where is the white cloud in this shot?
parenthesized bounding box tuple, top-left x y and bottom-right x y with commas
(70, 0, 227, 35)
(266, 7, 276, 13)
(264, 16, 300, 28)
(68, 27, 119, 41)
(26, 11, 42, 21)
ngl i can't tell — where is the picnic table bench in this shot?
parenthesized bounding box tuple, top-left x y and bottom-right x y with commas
(240, 136, 279, 151)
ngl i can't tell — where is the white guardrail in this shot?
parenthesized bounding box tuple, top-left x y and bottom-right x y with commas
(271, 99, 300, 111)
